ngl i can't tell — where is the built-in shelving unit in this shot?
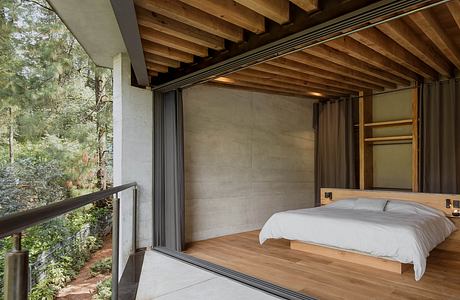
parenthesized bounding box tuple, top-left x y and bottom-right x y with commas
(358, 86, 419, 192)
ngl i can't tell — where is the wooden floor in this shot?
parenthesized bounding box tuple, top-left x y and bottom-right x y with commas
(184, 219, 460, 300)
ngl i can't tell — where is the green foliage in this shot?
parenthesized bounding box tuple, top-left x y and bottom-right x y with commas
(0, 0, 114, 298)
(0, 158, 67, 216)
(93, 278, 112, 300)
(27, 209, 108, 300)
(90, 257, 112, 276)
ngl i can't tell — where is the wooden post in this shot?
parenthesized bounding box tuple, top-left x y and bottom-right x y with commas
(412, 85, 419, 192)
(359, 90, 373, 190)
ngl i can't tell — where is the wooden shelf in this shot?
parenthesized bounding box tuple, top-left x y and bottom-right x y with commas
(354, 119, 413, 128)
(365, 135, 413, 142)
(365, 119, 413, 127)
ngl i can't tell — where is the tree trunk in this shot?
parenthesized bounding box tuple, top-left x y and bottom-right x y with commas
(94, 70, 109, 207)
(8, 107, 14, 164)
(95, 71, 108, 190)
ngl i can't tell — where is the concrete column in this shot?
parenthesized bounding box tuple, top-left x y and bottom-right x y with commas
(113, 53, 153, 276)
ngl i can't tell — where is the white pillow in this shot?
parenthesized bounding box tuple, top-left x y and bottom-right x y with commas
(385, 200, 445, 217)
(326, 198, 357, 209)
(353, 198, 388, 211)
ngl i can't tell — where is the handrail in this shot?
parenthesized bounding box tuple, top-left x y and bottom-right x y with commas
(0, 182, 137, 239)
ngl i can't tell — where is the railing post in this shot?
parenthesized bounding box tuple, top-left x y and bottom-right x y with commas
(112, 194, 120, 300)
(4, 232, 28, 300)
(132, 186, 138, 254)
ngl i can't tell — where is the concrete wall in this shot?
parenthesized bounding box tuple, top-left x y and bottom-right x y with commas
(113, 53, 153, 275)
(372, 88, 413, 189)
(183, 85, 315, 242)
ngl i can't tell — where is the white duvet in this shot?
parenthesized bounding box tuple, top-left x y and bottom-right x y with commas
(259, 200, 456, 281)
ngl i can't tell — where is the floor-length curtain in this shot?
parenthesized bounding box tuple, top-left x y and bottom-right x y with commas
(314, 97, 356, 206)
(153, 89, 185, 251)
(421, 78, 460, 194)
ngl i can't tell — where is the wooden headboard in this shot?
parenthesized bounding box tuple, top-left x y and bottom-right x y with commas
(320, 188, 460, 215)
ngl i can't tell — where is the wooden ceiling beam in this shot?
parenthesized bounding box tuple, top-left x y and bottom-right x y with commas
(148, 70, 158, 77)
(228, 72, 343, 96)
(267, 58, 384, 91)
(447, 0, 460, 29)
(304, 45, 410, 86)
(135, 0, 243, 42)
(288, 51, 395, 89)
(144, 53, 181, 68)
(327, 36, 419, 81)
(234, 0, 289, 24)
(235, 69, 353, 95)
(146, 62, 170, 73)
(409, 10, 460, 71)
(210, 80, 310, 98)
(136, 7, 224, 50)
(180, 0, 265, 34)
(215, 76, 337, 98)
(289, 0, 318, 13)
(142, 40, 194, 63)
(240, 68, 355, 94)
(351, 27, 438, 79)
(251, 63, 363, 92)
(377, 19, 452, 76)
(139, 26, 208, 57)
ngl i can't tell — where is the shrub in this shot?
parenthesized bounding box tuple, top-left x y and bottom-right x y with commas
(90, 257, 112, 276)
(93, 278, 111, 300)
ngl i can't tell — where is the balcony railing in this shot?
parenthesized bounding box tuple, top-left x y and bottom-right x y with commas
(0, 182, 138, 300)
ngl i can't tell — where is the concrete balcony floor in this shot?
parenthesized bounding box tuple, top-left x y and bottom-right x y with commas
(135, 250, 279, 300)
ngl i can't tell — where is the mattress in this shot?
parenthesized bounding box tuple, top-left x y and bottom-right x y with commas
(259, 200, 456, 280)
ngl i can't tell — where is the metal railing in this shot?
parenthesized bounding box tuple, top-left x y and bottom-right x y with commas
(0, 182, 138, 300)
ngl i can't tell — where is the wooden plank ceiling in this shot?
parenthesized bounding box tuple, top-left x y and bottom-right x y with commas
(134, 0, 319, 76)
(135, 0, 460, 99)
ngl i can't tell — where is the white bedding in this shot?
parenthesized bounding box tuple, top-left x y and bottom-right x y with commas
(259, 200, 456, 280)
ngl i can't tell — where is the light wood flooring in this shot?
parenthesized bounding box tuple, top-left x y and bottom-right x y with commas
(184, 218, 460, 300)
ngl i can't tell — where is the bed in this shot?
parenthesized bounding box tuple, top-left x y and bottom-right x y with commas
(259, 189, 457, 281)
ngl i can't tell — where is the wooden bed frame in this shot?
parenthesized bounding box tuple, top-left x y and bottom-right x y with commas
(289, 188, 460, 274)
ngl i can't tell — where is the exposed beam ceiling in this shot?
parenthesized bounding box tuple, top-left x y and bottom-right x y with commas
(447, 1, 460, 29)
(290, 0, 318, 13)
(239, 68, 355, 94)
(409, 9, 460, 70)
(133, 0, 460, 97)
(288, 52, 394, 89)
(326, 36, 419, 81)
(139, 26, 208, 57)
(148, 0, 443, 90)
(304, 45, 409, 85)
(351, 27, 438, 79)
(136, 7, 225, 50)
(377, 19, 452, 76)
(267, 58, 383, 91)
(143, 40, 194, 63)
(144, 53, 181, 68)
(180, 0, 265, 34)
(135, 0, 243, 42)
(251, 63, 364, 92)
(234, 0, 290, 24)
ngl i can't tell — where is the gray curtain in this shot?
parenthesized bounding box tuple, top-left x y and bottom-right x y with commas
(153, 90, 185, 251)
(421, 78, 460, 194)
(314, 97, 356, 206)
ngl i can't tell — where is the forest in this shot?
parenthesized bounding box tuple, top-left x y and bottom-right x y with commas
(0, 0, 113, 298)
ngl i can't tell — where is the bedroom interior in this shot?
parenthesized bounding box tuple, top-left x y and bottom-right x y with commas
(163, 1, 460, 299)
(5, 1, 460, 299)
